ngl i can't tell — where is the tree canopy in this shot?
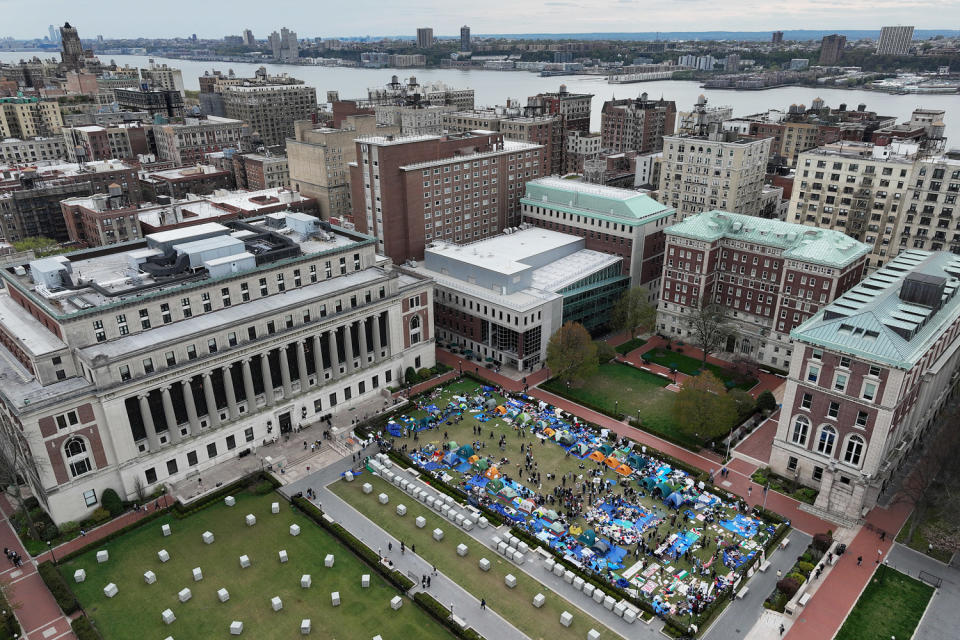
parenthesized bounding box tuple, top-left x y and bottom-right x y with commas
(611, 287, 658, 338)
(672, 371, 739, 442)
(546, 322, 598, 386)
(686, 299, 733, 366)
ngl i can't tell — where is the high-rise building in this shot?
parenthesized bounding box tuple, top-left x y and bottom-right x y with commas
(894, 149, 960, 254)
(242, 29, 255, 46)
(657, 211, 869, 368)
(677, 96, 732, 136)
(876, 25, 914, 55)
(152, 116, 247, 165)
(268, 27, 299, 61)
(416, 28, 434, 49)
(222, 83, 318, 147)
(348, 131, 544, 262)
(48, 25, 60, 43)
(600, 92, 677, 155)
(526, 85, 593, 171)
(140, 60, 185, 96)
(460, 26, 471, 52)
(0, 96, 64, 138)
(114, 87, 185, 120)
(0, 216, 434, 524)
(819, 34, 847, 65)
(772, 31, 784, 44)
(59, 22, 84, 71)
(770, 250, 960, 521)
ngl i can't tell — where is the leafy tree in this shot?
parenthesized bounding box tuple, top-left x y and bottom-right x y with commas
(13, 236, 66, 258)
(404, 367, 418, 385)
(611, 288, 658, 338)
(729, 388, 756, 420)
(0, 412, 45, 540)
(686, 298, 733, 367)
(546, 322, 598, 386)
(757, 390, 778, 413)
(672, 371, 738, 442)
(595, 340, 616, 365)
(101, 488, 124, 517)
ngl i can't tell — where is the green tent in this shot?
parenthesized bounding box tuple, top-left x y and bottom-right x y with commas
(540, 508, 560, 521)
(447, 441, 459, 451)
(599, 444, 614, 456)
(473, 458, 489, 471)
(499, 486, 518, 500)
(518, 412, 532, 424)
(641, 476, 658, 490)
(655, 481, 674, 497)
(457, 444, 475, 458)
(559, 433, 576, 446)
(548, 521, 565, 534)
(577, 528, 597, 546)
(628, 454, 647, 469)
(487, 478, 504, 492)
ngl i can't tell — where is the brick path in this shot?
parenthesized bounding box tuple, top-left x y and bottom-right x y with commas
(732, 412, 780, 466)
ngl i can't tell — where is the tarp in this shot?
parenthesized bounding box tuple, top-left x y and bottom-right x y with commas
(605, 456, 621, 469)
(578, 529, 597, 546)
(485, 467, 501, 480)
(457, 444, 475, 458)
(485, 398, 498, 409)
(592, 539, 611, 554)
(442, 452, 458, 466)
(588, 451, 606, 463)
(615, 464, 633, 476)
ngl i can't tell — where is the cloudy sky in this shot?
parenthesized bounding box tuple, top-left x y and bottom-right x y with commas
(0, 0, 952, 38)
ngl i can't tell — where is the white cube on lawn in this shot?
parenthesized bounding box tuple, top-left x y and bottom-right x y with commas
(479, 558, 491, 571)
(390, 595, 403, 610)
(324, 554, 334, 568)
(162, 609, 175, 625)
(97, 550, 109, 563)
(161, 523, 171, 537)
(271, 502, 280, 514)
(103, 583, 118, 598)
(361, 574, 370, 588)
(514, 553, 525, 566)
(560, 611, 573, 627)
(477, 516, 488, 529)
(271, 596, 283, 611)
(331, 591, 341, 607)
(230, 621, 243, 635)
(533, 593, 545, 608)
(179, 587, 192, 602)
(202, 531, 214, 544)
(362, 483, 373, 494)
(290, 524, 301, 536)
(415, 516, 426, 529)
(456, 543, 468, 557)
(218, 588, 230, 602)
(193, 567, 203, 581)
(432, 528, 444, 541)
(301, 574, 312, 588)
(344, 471, 353, 482)
(279, 550, 288, 563)
(564, 571, 575, 584)
(396, 504, 407, 516)
(588, 630, 601, 640)
(245, 514, 256, 526)
(224, 496, 235, 507)
(239, 554, 251, 568)
(74, 569, 86, 583)
(301, 619, 311, 635)
(504, 574, 517, 588)
(158, 549, 170, 563)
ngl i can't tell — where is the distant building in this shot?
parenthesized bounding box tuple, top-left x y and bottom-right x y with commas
(417, 28, 434, 49)
(388, 54, 426, 68)
(0, 137, 67, 164)
(114, 87, 184, 120)
(242, 29, 255, 46)
(139, 165, 234, 201)
(268, 27, 299, 61)
(790, 59, 810, 71)
(374, 104, 456, 136)
(59, 22, 85, 72)
(60, 190, 141, 246)
(600, 92, 677, 155)
(62, 123, 148, 162)
(232, 153, 289, 191)
(140, 60, 185, 96)
(0, 96, 64, 138)
(819, 34, 847, 65)
(564, 131, 602, 174)
(772, 31, 784, 44)
(460, 26, 471, 52)
(877, 25, 914, 55)
(137, 187, 316, 233)
(442, 109, 560, 175)
(152, 116, 247, 165)
(526, 85, 593, 171)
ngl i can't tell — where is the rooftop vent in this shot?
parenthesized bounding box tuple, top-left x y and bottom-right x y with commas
(899, 273, 946, 309)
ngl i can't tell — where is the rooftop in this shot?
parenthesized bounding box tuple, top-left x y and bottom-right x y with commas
(138, 188, 308, 227)
(522, 176, 674, 225)
(141, 164, 229, 181)
(665, 210, 870, 269)
(792, 251, 960, 368)
(400, 140, 542, 171)
(426, 228, 583, 277)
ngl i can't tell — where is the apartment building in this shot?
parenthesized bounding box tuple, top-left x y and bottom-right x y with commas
(520, 177, 675, 295)
(789, 141, 919, 270)
(234, 153, 289, 191)
(62, 123, 149, 162)
(0, 137, 66, 164)
(659, 131, 772, 218)
(374, 104, 456, 136)
(137, 188, 316, 233)
(442, 110, 560, 175)
(877, 26, 914, 55)
(152, 116, 247, 165)
(60, 189, 142, 247)
(657, 211, 869, 368)
(366, 78, 475, 111)
(139, 165, 234, 201)
(349, 131, 545, 263)
(222, 84, 318, 147)
(416, 28, 434, 49)
(140, 61, 185, 96)
(287, 115, 399, 220)
(819, 35, 847, 65)
(0, 96, 64, 138)
(601, 93, 677, 155)
(564, 131, 603, 174)
(268, 27, 299, 61)
(0, 215, 434, 523)
(771, 250, 960, 520)
(526, 86, 593, 168)
(114, 88, 185, 121)
(896, 150, 960, 254)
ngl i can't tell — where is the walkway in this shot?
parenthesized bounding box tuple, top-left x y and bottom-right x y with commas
(732, 413, 780, 467)
(886, 542, 960, 640)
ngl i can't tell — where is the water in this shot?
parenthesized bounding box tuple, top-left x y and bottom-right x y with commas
(2, 52, 957, 144)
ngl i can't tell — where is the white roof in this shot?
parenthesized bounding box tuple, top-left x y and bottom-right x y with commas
(426, 229, 582, 276)
(146, 223, 230, 245)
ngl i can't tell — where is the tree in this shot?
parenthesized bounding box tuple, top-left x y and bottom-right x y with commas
(547, 322, 598, 386)
(672, 372, 738, 442)
(686, 298, 734, 367)
(0, 412, 45, 541)
(611, 288, 658, 338)
(757, 390, 778, 414)
(595, 340, 616, 365)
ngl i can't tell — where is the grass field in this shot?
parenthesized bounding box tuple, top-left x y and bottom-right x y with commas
(834, 566, 933, 640)
(641, 348, 757, 391)
(332, 475, 623, 640)
(59, 491, 450, 640)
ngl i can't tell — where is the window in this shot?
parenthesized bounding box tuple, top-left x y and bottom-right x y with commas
(817, 425, 837, 456)
(833, 374, 848, 392)
(55, 411, 79, 430)
(186, 344, 197, 360)
(206, 442, 217, 458)
(856, 411, 869, 427)
(807, 365, 820, 383)
(843, 435, 865, 466)
(868, 365, 881, 377)
(329, 392, 338, 407)
(65, 437, 92, 477)
(791, 415, 810, 446)
(165, 351, 176, 366)
(187, 450, 198, 466)
(828, 402, 839, 418)
(207, 338, 218, 353)
(812, 466, 824, 482)
(145, 467, 158, 484)
(787, 456, 798, 471)
(228, 332, 237, 347)
(181, 298, 192, 318)
(142, 358, 154, 374)
(166, 459, 178, 475)
(839, 356, 851, 368)
(801, 393, 812, 409)
(226, 435, 236, 450)
(83, 488, 97, 507)
(139, 308, 150, 329)
(244, 427, 254, 442)
(160, 303, 171, 324)
(409, 314, 422, 345)
(862, 382, 877, 402)
(93, 320, 106, 342)
(119, 365, 131, 381)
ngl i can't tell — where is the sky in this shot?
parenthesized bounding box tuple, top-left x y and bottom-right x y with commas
(0, 0, 955, 39)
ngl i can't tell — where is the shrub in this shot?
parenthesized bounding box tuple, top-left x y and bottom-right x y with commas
(38, 561, 79, 614)
(405, 366, 418, 384)
(58, 521, 80, 537)
(800, 552, 812, 563)
(100, 488, 124, 517)
(71, 615, 101, 640)
(812, 532, 833, 552)
(250, 479, 275, 495)
(89, 508, 111, 524)
(414, 592, 485, 640)
(595, 340, 616, 364)
(787, 572, 806, 585)
(417, 368, 432, 380)
(777, 576, 801, 598)
(757, 390, 777, 413)
(796, 561, 815, 575)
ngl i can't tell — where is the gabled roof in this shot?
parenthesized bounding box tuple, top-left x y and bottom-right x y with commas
(521, 177, 673, 225)
(792, 250, 960, 368)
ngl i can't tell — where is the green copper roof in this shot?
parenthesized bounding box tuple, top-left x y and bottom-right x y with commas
(791, 250, 960, 368)
(666, 210, 870, 269)
(522, 177, 674, 226)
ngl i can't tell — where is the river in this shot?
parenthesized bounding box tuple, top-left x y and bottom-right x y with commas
(2, 52, 957, 144)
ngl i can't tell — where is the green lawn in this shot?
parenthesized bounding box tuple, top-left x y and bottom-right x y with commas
(834, 566, 934, 640)
(641, 348, 757, 391)
(332, 475, 623, 640)
(541, 362, 702, 447)
(614, 337, 647, 355)
(59, 491, 449, 640)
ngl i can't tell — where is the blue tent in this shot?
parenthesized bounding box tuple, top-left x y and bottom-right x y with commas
(442, 451, 458, 466)
(665, 492, 685, 509)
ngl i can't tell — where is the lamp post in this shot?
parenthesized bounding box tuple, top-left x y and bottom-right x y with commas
(47, 540, 57, 564)
(615, 400, 619, 417)
(762, 482, 769, 511)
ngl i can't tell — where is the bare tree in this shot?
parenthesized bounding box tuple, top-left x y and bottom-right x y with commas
(0, 412, 45, 541)
(611, 287, 658, 338)
(685, 297, 734, 368)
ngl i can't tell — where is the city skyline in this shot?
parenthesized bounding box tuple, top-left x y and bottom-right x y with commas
(0, 0, 953, 39)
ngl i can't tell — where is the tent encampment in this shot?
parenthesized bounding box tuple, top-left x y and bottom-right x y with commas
(605, 456, 621, 470)
(599, 444, 615, 456)
(665, 492, 685, 509)
(615, 464, 633, 476)
(588, 451, 606, 463)
(442, 451, 458, 466)
(655, 481, 674, 497)
(473, 458, 489, 471)
(485, 467, 501, 480)
(487, 478, 504, 492)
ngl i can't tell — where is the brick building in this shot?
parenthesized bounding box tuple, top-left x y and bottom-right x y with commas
(139, 165, 234, 201)
(60, 189, 142, 247)
(657, 211, 870, 368)
(62, 123, 149, 162)
(152, 116, 247, 166)
(601, 93, 677, 155)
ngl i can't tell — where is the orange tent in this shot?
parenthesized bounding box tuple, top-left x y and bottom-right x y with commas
(588, 451, 606, 463)
(468, 455, 480, 465)
(485, 466, 501, 480)
(615, 464, 633, 476)
(495, 406, 507, 414)
(605, 456, 620, 469)
(543, 427, 556, 437)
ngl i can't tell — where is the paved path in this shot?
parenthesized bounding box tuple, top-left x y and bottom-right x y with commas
(886, 542, 960, 640)
(732, 414, 779, 467)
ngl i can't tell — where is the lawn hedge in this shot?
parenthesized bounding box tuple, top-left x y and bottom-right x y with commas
(38, 560, 79, 614)
(0, 584, 22, 640)
(414, 592, 486, 640)
(70, 614, 102, 640)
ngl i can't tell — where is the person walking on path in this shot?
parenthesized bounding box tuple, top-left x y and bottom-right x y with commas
(779, 623, 785, 636)
(857, 555, 863, 566)
(388, 542, 392, 553)
(480, 598, 486, 610)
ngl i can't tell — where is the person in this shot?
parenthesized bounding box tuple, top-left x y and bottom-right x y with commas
(480, 597, 486, 610)
(426, 576, 431, 587)
(412, 544, 416, 554)
(776, 569, 782, 579)
(779, 623, 785, 636)
(388, 542, 392, 552)
(857, 555, 863, 566)
(400, 541, 405, 555)
(747, 485, 752, 497)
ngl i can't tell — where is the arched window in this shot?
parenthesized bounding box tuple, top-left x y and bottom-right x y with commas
(791, 415, 810, 446)
(64, 437, 92, 478)
(843, 435, 865, 467)
(816, 425, 837, 456)
(409, 314, 422, 345)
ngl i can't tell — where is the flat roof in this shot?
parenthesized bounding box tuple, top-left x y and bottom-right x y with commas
(400, 140, 542, 171)
(426, 228, 583, 276)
